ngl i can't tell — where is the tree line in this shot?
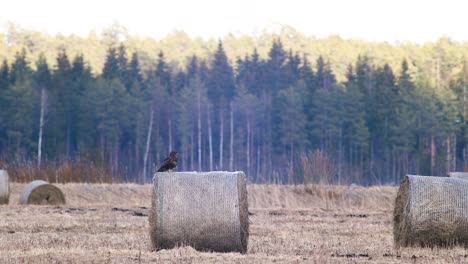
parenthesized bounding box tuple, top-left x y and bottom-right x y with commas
(0, 36, 467, 185)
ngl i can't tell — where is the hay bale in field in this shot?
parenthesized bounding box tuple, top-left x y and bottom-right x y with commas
(149, 171, 249, 253)
(0, 170, 9, 204)
(19, 180, 65, 205)
(448, 172, 468, 180)
(394, 175, 468, 248)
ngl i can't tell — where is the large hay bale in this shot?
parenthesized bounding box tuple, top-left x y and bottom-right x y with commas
(394, 175, 468, 248)
(149, 171, 249, 253)
(0, 170, 9, 204)
(19, 180, 66, 205)
(448, 172, 468, 180)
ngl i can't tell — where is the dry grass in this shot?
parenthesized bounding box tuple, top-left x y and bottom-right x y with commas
(1, 183, 468, 263)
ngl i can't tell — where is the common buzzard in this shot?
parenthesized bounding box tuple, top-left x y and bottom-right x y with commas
(157, 151, 178, 172)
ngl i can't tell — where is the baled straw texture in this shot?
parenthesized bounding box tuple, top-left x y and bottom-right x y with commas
(0, 170, 9, 205)
(19, 180, 66, 205)
(149, 171, 249, 253)
(394, 175, 468, 248)
(448, 172, 468, 180)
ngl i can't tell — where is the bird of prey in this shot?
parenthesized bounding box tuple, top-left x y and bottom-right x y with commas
(157, 151, 178, 172)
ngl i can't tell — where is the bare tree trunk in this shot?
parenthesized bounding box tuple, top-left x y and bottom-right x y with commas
(135, 120, 140, 182)
(156, 119, 160, 169)
(404, 143, 409, 176)
(168, 118, 173, 152)
(463, 65, 466, 170)
(453, 134, 457, 171)
(190, 130, 194, 171)
(360, 147, 364, 183)
(338, 127, 342, 184)
(431, 132, 435, 175)
(289, 141, 293, 184)
(436, 57, 441, 90)
(229, 104, 234, 171)
(208, 107, 213, 171)
(246, 120, 251, 177)
(38, 87, 47, 168)
(100, 134, 105, 170)
(392, 148, 396, 184)
(143, 107, 154, 180)
(180, 137, 185, 171)
(219, 110, 224, 169)
(370, 139, 375, 182)
(197, 87, 202, 171)
(66, 125, 71, 160)
(446, 136, 451, 175)
(114, 136, 119, 182)
(256, 147, 261, 182)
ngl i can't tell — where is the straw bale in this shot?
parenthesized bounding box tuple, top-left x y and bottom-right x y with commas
(149, 171, 249, 253)
(0, 170, 9, 205)
(19, 180, 66, 205)
(448, 172, 468, 180)
(394, 175, 468, 248)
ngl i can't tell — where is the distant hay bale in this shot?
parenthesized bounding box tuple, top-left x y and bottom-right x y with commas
(0, 170, 9, 205)
(149, 171, 249, 253)
(19, 180, 66, 205)
(448, 172, 468, 180)
(394, 175, 468, 248)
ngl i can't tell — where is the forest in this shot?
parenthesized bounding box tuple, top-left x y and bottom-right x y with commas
(0, 23, 467, 185)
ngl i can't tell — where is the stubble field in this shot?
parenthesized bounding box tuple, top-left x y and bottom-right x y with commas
(1, 183, 468, 263)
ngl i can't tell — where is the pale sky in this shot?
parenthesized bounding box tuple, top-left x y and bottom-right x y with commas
(1, 0, 468, 43)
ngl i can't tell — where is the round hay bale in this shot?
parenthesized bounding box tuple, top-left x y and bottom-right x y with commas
(0, 170, 9, 205)
(448, 172, 468, 180)
(149, 171, 249, 253)
(19, 180, 66, 205)
(394, 175, 468, 248)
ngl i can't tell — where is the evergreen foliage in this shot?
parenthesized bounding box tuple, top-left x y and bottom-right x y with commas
(1, 28, 468, 184)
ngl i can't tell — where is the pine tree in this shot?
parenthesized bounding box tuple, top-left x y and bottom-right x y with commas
(236, 49, 264, 96)
(127, 52, 143, 89)
(233, 84, 259, 180)
(155, 51, 172, 94)
(0, 59, 9, 91)
(0, 59, 9, 151)
(71, 54, 94, 157)
(278, 81, 308, 183)
(102, 47, 119, 80)
(285, 50, 301, 84)
(342, 67, 369, 183)
(265, 39, 287, 94)
(3, 49, 35, 158)
(186, 55, 199, 83)
(9, 48, 31, 85)
(207, 41, 236, 106)
(52, 50, 75, 158)
(117, 44, 129, 85)
(300, 55, 315, 94)
(206, 41, 236, 169)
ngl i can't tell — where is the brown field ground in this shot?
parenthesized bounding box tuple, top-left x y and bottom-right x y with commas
(1, 183, 468, 263)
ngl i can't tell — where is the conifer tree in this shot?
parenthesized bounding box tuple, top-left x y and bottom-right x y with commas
(0, 59, 9, 91)
(102, 47, 119, 80)
(278, 81, 308, 183)
(9, 48, 31, 85)
(206, 41, 236, 169)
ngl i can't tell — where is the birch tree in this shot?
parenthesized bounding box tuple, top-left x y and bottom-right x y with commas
(34, 54, 51, 167)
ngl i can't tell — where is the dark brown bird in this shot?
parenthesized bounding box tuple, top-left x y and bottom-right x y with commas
(157, 151, 178, 172)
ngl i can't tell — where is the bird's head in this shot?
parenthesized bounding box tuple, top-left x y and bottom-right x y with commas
(169, 151, 177, 157)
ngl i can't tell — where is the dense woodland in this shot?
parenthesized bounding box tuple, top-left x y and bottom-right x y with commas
(1, 23, 468, 185)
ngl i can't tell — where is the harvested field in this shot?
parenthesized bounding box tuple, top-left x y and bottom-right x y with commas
(1, 183, 468, 263)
